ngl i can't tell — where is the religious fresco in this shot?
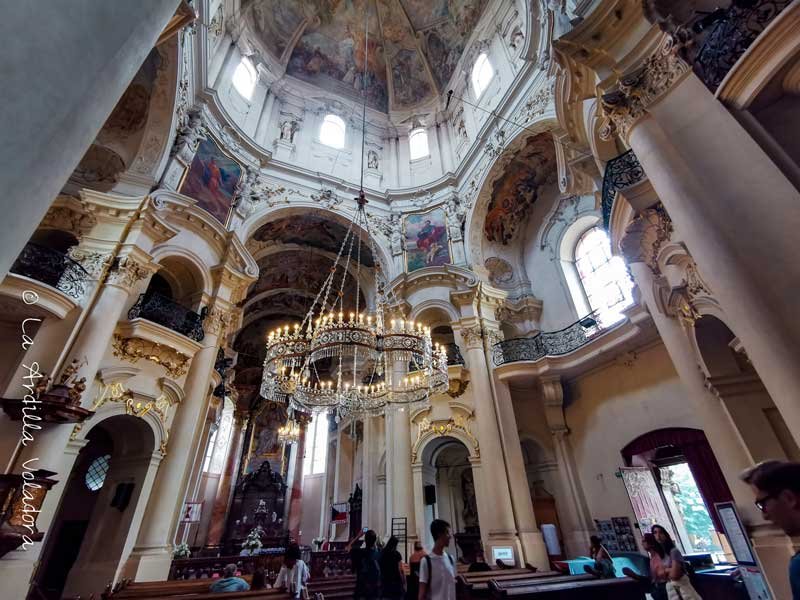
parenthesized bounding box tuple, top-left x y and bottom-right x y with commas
(377, 1, 434, 109)
(404, 207, 451, 272)
(484, 134, 557, 245)
(242, 0, 306, 59)
(253, 252, 363, 301)
(286, 0, 389, 111)
(238, 0, 488, 112)
(252, 215, 375, 266)
(179, 137, 242, 225)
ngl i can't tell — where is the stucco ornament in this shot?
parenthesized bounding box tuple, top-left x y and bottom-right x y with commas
(172, 108, 207, 162)
(112, 335, 190, 378)
(599, 36, 691, 141)
(618, 206, 673, 273)
(107, 256, 152, 290)
(367, 149, 379, 170)
(67, 247, 114, 280)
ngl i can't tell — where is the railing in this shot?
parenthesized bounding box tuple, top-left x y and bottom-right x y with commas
(310, 550, 352, 578)
(128, 292, 205, 341)
(492, 313, 604, 366)
(693, 0, 791, 92)
(10, 243, 89, 300)
(601, 150, 646, 230)
(168, 547, 312, 580)
(445, 342, 465, 365)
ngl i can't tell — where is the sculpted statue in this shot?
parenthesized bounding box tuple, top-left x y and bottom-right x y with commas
(367, 149, 379, 170)
(172, 109, 207, 161)
(280, 120, 297, 143)
(388, 211, 403, 255)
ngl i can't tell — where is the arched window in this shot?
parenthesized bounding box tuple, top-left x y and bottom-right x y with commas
(85, 454, 111, 491)
(471, 53, 494, 98)
(573, 227, 634, 325)
(203, 398, 234, 474)
(232, 57, 256, 100)
(409, 128, 429, 160)
(319, 114, 346, 149)
(303, 413, 329, 476)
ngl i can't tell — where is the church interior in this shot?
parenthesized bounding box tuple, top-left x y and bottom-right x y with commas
(2, 0, 800, 599)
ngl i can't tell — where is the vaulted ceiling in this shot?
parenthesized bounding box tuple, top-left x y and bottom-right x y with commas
(238, 0, 489, 112)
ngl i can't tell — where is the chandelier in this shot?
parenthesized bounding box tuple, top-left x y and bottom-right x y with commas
(260, 6, 447, 418)
(277, 417, 301, 445)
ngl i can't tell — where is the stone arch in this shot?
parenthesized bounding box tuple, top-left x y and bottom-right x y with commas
(409, 299, 460, 325)
(412, 428, 479, 467)
(240, 204, 394, 281)
(149, 245, 214, 302)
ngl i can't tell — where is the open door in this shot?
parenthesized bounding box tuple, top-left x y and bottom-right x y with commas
(619, 466, 678, 541)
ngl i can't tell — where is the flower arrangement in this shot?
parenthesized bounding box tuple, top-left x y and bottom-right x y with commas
(241, 527, 263, 555)
(173, 543, 191, 558)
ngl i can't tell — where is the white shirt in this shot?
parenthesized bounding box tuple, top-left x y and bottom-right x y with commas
(418, 552, 456, 600)
(275, 560, 309, 597)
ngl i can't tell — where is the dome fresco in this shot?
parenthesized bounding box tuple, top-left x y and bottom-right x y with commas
(239, 0, 489, 112)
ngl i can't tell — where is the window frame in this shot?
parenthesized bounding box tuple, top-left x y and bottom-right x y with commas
(319, 114, 347, 150)
(303, 413, 329, 476)
(231, 57, 257, 101)
(471, 53, 494, 99)
(408, 127, 430, 161)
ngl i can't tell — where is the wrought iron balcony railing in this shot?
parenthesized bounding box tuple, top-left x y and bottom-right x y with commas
(128, 292, 205, 341)
(601, 150, 646, 230)
(10, 243, 89, 300)
(492, 313, 604, 367)
(445, 342, 465, 366)
(693, 0, 791, 92)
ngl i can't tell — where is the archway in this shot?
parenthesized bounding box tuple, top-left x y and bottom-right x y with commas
(694, 315, 800, 463)
(34, 414, 155, 599)
(417, 436, 479, 562)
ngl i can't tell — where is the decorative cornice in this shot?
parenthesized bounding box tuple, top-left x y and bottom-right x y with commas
(411, 414, 479, 462)
(599, 35, 691, 141)
(40, 196, 97, 239)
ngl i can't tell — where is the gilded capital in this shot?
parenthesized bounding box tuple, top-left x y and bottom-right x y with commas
(107, 255, 153, 290)
(204, 305, 235, 336)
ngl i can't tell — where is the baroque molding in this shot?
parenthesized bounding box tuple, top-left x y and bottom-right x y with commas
(618, 205, 673, 273)
(112, 334, 190, 378)
(107, 256, 153, 290)
(40, 202, 97, 239)
(67, 247, 114, 279)
(412, 414, 479, 462)
(599, 36, 691, 141)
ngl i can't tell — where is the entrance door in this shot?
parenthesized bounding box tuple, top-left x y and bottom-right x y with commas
(620, 467, 677, 541)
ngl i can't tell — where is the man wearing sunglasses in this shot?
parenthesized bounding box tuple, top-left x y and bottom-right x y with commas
(741, 460, 800, 599)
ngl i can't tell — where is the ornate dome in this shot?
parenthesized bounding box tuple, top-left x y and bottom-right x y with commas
(234, 0, 489, 112)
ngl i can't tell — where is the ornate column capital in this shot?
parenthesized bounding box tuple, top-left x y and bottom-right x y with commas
(106, 254, 156, 291)
(67, 247, 114, 280)
(599, 35, 691, 142)
(204, 304, 236, 337)
(618, 205, 673, 272)
(455, 324, 484, 351)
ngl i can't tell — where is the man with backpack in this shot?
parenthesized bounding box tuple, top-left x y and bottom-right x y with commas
(418, 520, 455, 600)
(347, 529, 382, 600)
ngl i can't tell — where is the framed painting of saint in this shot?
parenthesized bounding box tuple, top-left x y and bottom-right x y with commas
(179, 136, 242, 226)
(403, 207, 452, 273)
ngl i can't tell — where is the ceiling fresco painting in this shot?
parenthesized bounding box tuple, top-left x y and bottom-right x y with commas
(251, 214, 375, 266)
(484, 134, 558, 245)
(237, 0, 489, 112)
(286, 0, 389, 111)
(252, 251, 363, 302)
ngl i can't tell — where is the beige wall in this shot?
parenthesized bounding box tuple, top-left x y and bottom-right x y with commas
(300, 473, 324, 545)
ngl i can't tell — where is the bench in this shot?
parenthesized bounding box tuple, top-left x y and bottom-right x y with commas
(457, 571, 587, 600)
(488, 577, 646, 600)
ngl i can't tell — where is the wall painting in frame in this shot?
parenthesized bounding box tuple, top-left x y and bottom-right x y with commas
(404, 207, 452, 273)
(179, 136, 242, 226)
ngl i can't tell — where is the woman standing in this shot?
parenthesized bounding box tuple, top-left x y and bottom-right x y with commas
(651, 525, 703, 600)
(380, 536, 406, 600)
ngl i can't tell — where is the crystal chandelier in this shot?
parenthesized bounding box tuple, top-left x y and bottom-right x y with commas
(260, 5, 447, 418)
(277, 417, 301, 445)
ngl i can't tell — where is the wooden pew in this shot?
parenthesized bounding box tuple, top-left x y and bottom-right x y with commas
(457, 571, 570, 600)
(488, 577, 646, 600)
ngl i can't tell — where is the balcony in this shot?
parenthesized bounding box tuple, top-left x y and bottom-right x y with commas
(692, 0, 791, 92)
(445, 342, 465, 366)
(601, 150, 645, 230)
(492, 314, 604, 367)
(10, 243, 89, 300)
(127, 292, 205, 341)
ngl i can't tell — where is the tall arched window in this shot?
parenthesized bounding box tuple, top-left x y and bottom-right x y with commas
(319, 114, 346, 149)
(303, 413, 329, 476)
(409, 128, 429, 160)
(471, 53, 494, 97)
(203, 398, 234, 474)
(232, 57, 256, 100)
(573, 227, 634, 325)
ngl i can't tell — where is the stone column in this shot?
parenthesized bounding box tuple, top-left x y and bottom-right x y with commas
(492, 378, 549, 568)
(456, 324, 522, 563)
(0, 0, 181, 281)
(205, 410, 247, 549)
(362, 416, 375, 530)
(389, 360, 417, 545)
(604, 50, 800, 446)
(619, 213, 795, 595)
(126, 309, 226, 581)
(539, 376, 593, 557)
(287, 419, 309, 540)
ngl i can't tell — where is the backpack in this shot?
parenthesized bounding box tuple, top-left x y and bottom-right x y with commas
(356, 548, 382, 598)
(422, 553, 455, 598)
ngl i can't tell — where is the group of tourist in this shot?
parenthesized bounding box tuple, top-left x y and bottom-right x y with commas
(206, 459, 799, 599)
